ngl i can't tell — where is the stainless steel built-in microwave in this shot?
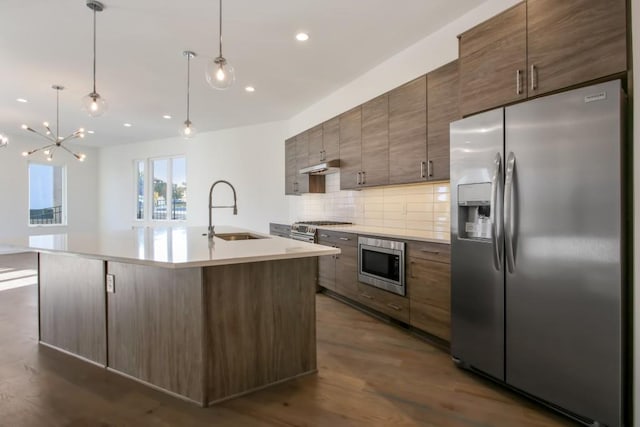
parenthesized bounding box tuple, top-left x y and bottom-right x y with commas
(358, 236, 405, 296)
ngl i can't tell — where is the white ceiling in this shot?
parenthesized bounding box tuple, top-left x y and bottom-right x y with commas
(0, 0, 481, 148)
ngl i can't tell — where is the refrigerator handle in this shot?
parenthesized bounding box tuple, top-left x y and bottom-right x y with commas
(504, 152, 516, 273)
(490, 152, 502, 271)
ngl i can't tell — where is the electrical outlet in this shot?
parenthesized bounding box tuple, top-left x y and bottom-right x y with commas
(106, 274, 115, 293)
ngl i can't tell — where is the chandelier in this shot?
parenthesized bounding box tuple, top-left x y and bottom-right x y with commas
(22, 85, 87, 162)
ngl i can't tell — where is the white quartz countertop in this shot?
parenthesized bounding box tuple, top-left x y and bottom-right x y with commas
(2, 226, 340, 269)
(315, 224, 450, 244)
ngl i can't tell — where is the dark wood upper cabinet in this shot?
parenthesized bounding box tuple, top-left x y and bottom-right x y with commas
(361, 94, 389, 187)
(284, 137, 297, 195)
(284, 133, 325, 195)
(526, 0, 627, 97)
(459, 0, 627, 117)
(458, 2, 527, 117)
(389, 75, 427, 185)
(427, 60, 459, 181)
(295, 131, 310, 194)
(339, 107, 363, 190)
(322, 117, 340, 162)
(307, 124, 324, 165)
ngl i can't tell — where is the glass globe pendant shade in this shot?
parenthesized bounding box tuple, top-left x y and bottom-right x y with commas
(82, 92, 108, 117)
(181, 120, 197, 139)
(206, 57, 235, 90)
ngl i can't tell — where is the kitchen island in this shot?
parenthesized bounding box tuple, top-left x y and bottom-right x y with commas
(4, 226, 339, 406)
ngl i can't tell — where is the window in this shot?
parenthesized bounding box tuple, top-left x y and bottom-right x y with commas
(135, 160, 145, 220)
(135, 156, 187, 221)
(28, 163, 66, 226)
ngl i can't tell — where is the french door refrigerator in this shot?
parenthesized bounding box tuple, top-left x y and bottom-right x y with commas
(450, 79, 624, 427)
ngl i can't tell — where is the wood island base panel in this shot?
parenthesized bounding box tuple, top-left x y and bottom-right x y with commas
(22, 227, 337, 407)
(39, 253, 318, 406)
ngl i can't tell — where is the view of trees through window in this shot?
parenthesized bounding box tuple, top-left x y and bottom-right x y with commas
(136, 156, 186, 221)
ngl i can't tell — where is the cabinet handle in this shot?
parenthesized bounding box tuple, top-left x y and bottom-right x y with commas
(339, 237, 350, 241)
(420, 161, 426, 178)
(428, 160, 434, 178)
(516, 69, 522, 95)
(361, 171, 366, 185)
(356, 172, 361, 185)
(530, 64, 537, 90)
(294, 182, 298, 193)
(360, 292, 373, 300)
(409, 261, 416, 279)
(387, 303, 402, 311)
(420, 249, 440, 255)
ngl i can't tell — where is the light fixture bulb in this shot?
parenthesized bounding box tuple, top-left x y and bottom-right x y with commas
(22, 151, 28, 157)
(21, 124, 28, 130)
(295, 32, 309, 41)
(206, 57, 235, 90)
(44, 150, 50, 155)
(82, 92, 107, 117)
(78, 153, 86, 162)
(0, 134, 8, 147)
(181, 120, 197, 139)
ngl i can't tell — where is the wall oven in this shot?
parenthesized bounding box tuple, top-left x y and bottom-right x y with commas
(358, 236, 405, 296)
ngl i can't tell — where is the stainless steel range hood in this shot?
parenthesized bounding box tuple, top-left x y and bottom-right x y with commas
(299, 159, 340, 175)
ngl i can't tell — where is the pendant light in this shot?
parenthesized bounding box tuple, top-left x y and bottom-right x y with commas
(206, 0, 235, 90)
(22, 85, 86, 162)
(81, 0, 107, 117)
(181, 51, 197, 139)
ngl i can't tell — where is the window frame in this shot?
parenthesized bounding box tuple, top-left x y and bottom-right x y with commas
(134, 155, 187, 223)
(27, 161, 68, 227)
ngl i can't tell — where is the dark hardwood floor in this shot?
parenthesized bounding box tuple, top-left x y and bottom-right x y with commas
(0, 284, 575, 427)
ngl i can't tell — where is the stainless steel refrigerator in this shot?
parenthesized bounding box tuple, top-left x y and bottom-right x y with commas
(450, 79, 625, 427)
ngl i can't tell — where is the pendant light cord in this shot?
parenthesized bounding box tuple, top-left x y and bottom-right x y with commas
(186, 53, 191, 121)
(92, 8, 97, 94)
(56, 88, 60, 141)
(218, 0, 223, 57)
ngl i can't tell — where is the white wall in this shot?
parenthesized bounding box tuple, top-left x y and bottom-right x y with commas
(288, 0, 521, 135)
(0, 137, 99, 241)
(99, 120, 289, 233)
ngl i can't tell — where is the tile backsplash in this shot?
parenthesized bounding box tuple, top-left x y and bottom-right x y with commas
(289, 174, 450, 235)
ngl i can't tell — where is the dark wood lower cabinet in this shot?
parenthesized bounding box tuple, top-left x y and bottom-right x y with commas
(356, 283, 410, 324)
(317, 232, 452, 342)
(335, 245, 358, 299)
(408, 257, 451, 341)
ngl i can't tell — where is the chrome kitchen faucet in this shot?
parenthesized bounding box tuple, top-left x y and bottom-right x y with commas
(208, 180, 237, 239)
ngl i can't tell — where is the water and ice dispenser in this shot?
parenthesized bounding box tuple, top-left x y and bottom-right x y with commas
(457, 182, 492, 240)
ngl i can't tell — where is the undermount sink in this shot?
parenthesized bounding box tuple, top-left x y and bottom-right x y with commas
(215, 232, 267, 241)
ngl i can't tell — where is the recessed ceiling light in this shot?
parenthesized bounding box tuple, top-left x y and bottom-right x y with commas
(162, 114, 172, 119)
(295, 32, 309, 42)
(87, 130, 95, 134)
(245, 86, 255, 93)
(123, 123, 132, 127)
(16, 98, 28, 103)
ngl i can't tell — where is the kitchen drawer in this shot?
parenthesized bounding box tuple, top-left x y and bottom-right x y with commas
(406, 240, 450, 263)
(317, 230, 357, 247)
(356, 283, 410, 323)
